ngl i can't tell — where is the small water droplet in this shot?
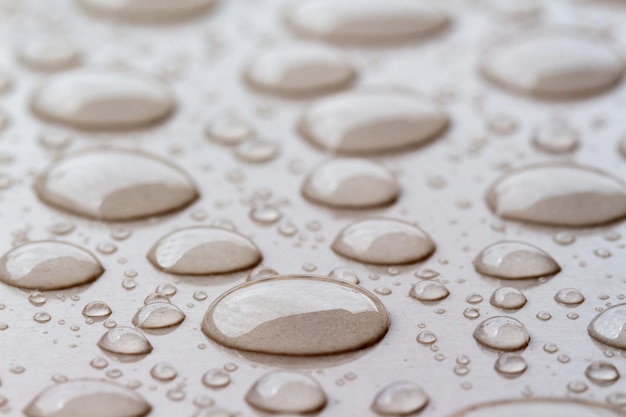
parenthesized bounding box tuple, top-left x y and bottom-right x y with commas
(150, 363, 177, 382)
(201, 369, 231, 389)
(329, 266, 359, 284)
(250, 204, 282, 224)
(495, 353, 527, 376)
(371, 381, 429, 416)
(473, 316, 530, 351)
(554, 288, 585, 305)
(90, 357, 108, 369)
(34, 312, 52, 323)
(17, 39, 81, 72)
(585, 361, 620, 385)
(473, 241, 560, 280)
(97, 327, 153, 355)
(543, 343, 559, 354)
(133, 302, 186, 329)
(245, 371, 326, 414)
(532, 120, 579, 154)
(234, 140, 279, 164)
(28, 291, 47, 307)
(410, 281, 449, 301)
(205, 114, 254, 146)
(553, 232, 575, 246)
(416, 330, 437, 345)
(567, 380, 588, 394)
(490, 287, 527, 309)
(82, 301, 112, 318)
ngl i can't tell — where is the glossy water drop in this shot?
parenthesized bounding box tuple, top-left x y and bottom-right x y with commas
(245, 371, 326, 414)
(34, 312, 52, 323)
(36, 149, 198, 221)
(31, 69, 174, 129)
(148, 226, 262, 275)
(28, 291, 47, 307)
(486, 163, 626, 226)
(449, 398, 621, 417)
(464, 308, 480, 320)
(416, 330, 437, 345)
(155, 282, 177, 296)
(77, 0, 217, 21)
(371, 381, 429, 415)
(588, 303, 626, 349)
(302, 159, 399, 209)
(234, 140, 279, 164)
(132, 302, 186, 329)
(332, 218, 435, 265)
(329, 266, 359, 284)
(150, 363, 177, 382)
(473, 241, 559, 279)
(24, 379, 151, 417)
(286, 0, 449, 44)
(202, 275, 389, 355)
(553, 232, 575, 246)
(201, 369, 231, 389)
(410, 281, 449, 301)
(532, 120, 579, 154)
(97, 327, 153, 355)
(481, 30, 625, 99)
(490, 287, 527, 310)
(554, 288, 584, 305)
(205, 115, 254, 146)
(415, 269, 439, 279)
(82, 301, 112, 318)
(249, 204, 282, 224)
(299, 90, 448, 154)
(473, 316, 530, 351)
(17, 40, 81, 72)
(494, 353, 527, 376)
(0, 241, 104, 290)
(585, 361, 620, 384)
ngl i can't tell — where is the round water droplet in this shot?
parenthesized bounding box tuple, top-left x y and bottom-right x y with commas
(245, 371, 326, 414)
(554, 288, 584, 305)
(585, 361, 620, 384)
(244, 45, 355, 96)
(205, 115, 254, 146)
(329, 266, 359, 284)
(155, 282, 177, 296)
(302, 159, 399, 209)
(532, 120, 579, 154)
(250, 204, 282, 224)
(332, 218, 435, 265)
(473, 316, 530, 351)
(464, 308, 480, 320)
(494, 353, 527, 376)
(31, 69, 174, 129)
(473, 241, 560, 280)
(410, 281, 449, 302)
(286, 0, 449, 44)
(28, 291, 47, 307)
(24, 379, 151, 417)
(567, 381, 588, 394)
(0, 241, 104, 290)
(82, 301, 112, 318)
(416, 330, 437, 345)
(132, 302, 185, 329)
(481, 30, 625, 99)
(201, 369, 231, 389)
(202, 275, 389, 355)
(34, 312, 52, 323)
(77, 0, 217, 21)
(35, 149, 198, 221)
(97, 327, 153, 355)
(588, 303, 626, 349)
(150, 363, 177, 382)
(298, 90, 448, 154)
(490, 287, 527, 310)
(371, 381, 429, 415)
(486, 163, 626, 227)
(448, 398, 621, 417)
(553, 232, 575, 245)
(17, 39, 81, 72)
(147, 226, 262, 275)
(234, 140, 279, 164)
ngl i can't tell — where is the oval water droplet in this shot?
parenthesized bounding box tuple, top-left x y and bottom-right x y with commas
(202, 275, 389, 355)
(286, 0, 449, 44)
(494, 353, 527, 376)
(371, 381, 429, 416)
(588, 303, 626, 349)
(132, 302, 186, 329)
(473, 241, 559, 280)
(554, 288, 585, 305)
(147, 226, 262, 275)
(481, 30, 625, 99)
(409, 281, 449, 302)
(329, 266, 359, 284)
(36, 149, 198, 221)
(490, 287, 527, 309)
(97, 327, 153, 355)
(245, 371, 326, 414)
(332, 218, 435, 265)
(150, 363, 177, 382)
(31, 69, 174, 129)
(24, 379, 151, 417)
(234, 140, 280, 164)
(449, 398, 621, 417)
(201, 369, 231, 389)
(302, 159, 400, 209)
(77, 0, 217, 21)
(298, 90, 448, 154)
(247, 265, 279, 281)
(205, 114, 254, 146)
(585, 361, 620, 384)
(82, 301, 112, 318)
(532, 120, 579, 154)
(17, 39, 81, 72)
(0, 241, 104, 290)
(416, 330, 437, 345)
(473, 316, 530, 351)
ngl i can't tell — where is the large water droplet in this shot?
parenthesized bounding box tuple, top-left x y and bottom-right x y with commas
(97, 327, 153, 355)
(31, 69, 174, 129)
(298, 90, 448, 154)
(132, 302, 186, 329)
(286, 0, 449, 44)
(245, 371, 326, 414)
(371, 381, 429, 415)
(409, 281, 449, 302)
(473, 316, 530, 351)
(332, 218, 435, 265)
(17, 40, 81, 72)
(202, 275, 389, 355)
(449, 399, 621, 417)
(24, 379, 151, 417)
(35, 149, 198, 221)
(481, 30, 625, 99)
(490, 287, 527, 309)
(588, 303, 626, 349)
(486, 163, 626, 227)
(0, 241, 104, 290)
(77, 0, 217, 21)
(147, 226, 262, 275)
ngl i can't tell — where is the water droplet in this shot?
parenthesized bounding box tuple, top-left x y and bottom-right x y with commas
(156, 282, 177, 296)
(299, 90, 448, 154)
(28, 291, 47, 306)
(332, 218, 435, 265)
(533, 120, 579, 154)
(201, 369, 231, 389)
(466, 294, 483, 304)
(286, 0, 449, 44)
(464, 308, 480, 320)
(481, 30, 625, 99)
(329, 266, 359, 284)
(132, 302, 185, 329)
(234, 140, 280, 164)
(554, 288, 585, 305)
(17, 39, 81, 72)
(585, 361, 620, 384)
(375, 286, 392, 296)
(536, 311, 552, 321)
(302, 159, 399, 209)
(194, 291, 208, 301)
(567, 380, 588, 394)
(487, 163, 626, 226)
(205, 114, 254, 146)
(97, 327, 153, 355)
(494, 353, 527, 376)
(473, 241, 560, 280)
(249, 204, 282, 224)
(148, 226, 262, 275)
(490, 287, 527, 310)
(47, 221, 76, 236)
(31, 70, 174, 129)
(223, 362, 238, 372)
(82, 301, 112, 318)
(36, 149, 198, 221)
(202, 275, 389, 355)
(410, 281, 449, 301)
(90, 357, 108, 369)
(24, 379, 151, 417)
(416, 330, 437, 345)
(34, 312, 52, 323)
(588, 303, 626, 349)
(144, 293, 171, 305)
(473, 316, 530, 351)
(150, 363, 177, 382)
(246, 265, 279, 282)
(0, 241, 104, 290)
(451, 398, 620, 417)
(487, 114, 518, 136)
(245, 371, 326, 414)
(96, 242, 117, 255)
(371, 381, 429, 415)
(553, 232, 575, 246)
(543, 343, 559, 354)
(78, 0, 216, 21)
(606, 393, 626, 408)
(39, 131, 73, 151)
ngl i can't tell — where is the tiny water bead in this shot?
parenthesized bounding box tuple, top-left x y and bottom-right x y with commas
(97, 327, 153, 355)
(34, 312, 52, 323)
(133, 302, 186, 329)
(332, 218, 435, 265)
(148, 226, 262, 275)
(490, 287, 527, 310)
(585, 361, 620, 384)
(554, 288, 585, 305)
(486, 163, 626, 227)
(494, 353, 527, 376)
(28, 291, 47, 306)
(302, 159, 400, 209)
(0, 241, 104, 290)
(588, 303, 626, 349)
(448, 399, 622, 417)
(543, 343, 558, 354)
(234, 140, 280, 164)
(35, 149, 198, 221)
(201, 369, 231, 389)
(416, 331, 437, 345)
(329, 266, 360, 284)
(409, 281, 449, 302)
(150, 363, 177, 382)
(473, 316, 530, 351)
(463, 308, 480, 320)
(245, 371, 326, 414)
(371, 381, 429, 416)
(532, 120, 580, 154)
(205, 114, 254, 146)
(202, 275, 389, 355)
(77, 0, 217, 21)
(298, 90, 449, 154)
(82, 301, 112, 318)
(249, 204, 282, 224)
(16, 39, 81, 72)
(473, 241, 560, 280)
